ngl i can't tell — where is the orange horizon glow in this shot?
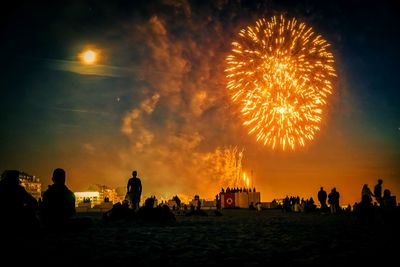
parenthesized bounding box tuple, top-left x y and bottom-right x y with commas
(29, 160, 399, 208)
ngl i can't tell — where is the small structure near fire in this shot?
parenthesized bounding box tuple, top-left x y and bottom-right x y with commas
(219, 187, 261, 209)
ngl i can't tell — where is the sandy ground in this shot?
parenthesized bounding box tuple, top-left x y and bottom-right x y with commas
(5, 209, 400, 266)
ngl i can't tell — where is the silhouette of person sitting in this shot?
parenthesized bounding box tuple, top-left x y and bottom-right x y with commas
(136, 196, 175, 222)
(318, 187, 328, 211)
(103, 200, 134, 221)
(380, 189, 397, 224)
(40, 168, 77, 228)
(127, 170, 142, 211)
(382, 189, 395, 209)
(0, 170, 39, 232)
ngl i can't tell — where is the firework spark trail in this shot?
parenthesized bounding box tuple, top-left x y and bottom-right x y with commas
(201, 146, 245, 189)
(226, 15, 336, 150)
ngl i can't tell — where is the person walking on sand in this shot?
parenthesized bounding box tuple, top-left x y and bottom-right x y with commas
(127, 170, 142, 211)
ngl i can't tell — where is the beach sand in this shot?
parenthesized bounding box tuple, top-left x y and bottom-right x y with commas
(6, 209, 399, 266)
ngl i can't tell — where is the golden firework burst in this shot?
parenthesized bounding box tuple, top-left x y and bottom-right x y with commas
(226, 15, 336, 150)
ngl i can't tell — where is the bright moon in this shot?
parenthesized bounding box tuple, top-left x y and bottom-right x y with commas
(81, 50, 97, 64)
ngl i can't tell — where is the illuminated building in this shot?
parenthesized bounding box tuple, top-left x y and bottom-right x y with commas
(75, 185, 123, 206)
(0, 170, 42, 201)
(74, 185, 125, 212)
(19, 171, 42, 201)
(75, 191, 100, 208)
(94, 184, 123, 204)
(220, 189, 261, 209)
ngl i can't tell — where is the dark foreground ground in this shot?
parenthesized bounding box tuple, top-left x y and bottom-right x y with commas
(4, 209, 400, 266)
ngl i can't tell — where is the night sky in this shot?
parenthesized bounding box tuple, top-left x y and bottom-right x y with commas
(1, 0, 399, 205)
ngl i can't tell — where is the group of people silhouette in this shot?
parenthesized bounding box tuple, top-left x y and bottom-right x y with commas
(355, 179, 397, 223)
(103, 170, 176, 222)
(355, 178, 397, 211)
(279, 179, 398, 222)
(0, 167, 177, 232)
(1, 167, 398, 233)
(314, 179, 398, 224)
(0, 168, 88, 234)
(317, 186, 340, 213)
(280, 196, 317, 212)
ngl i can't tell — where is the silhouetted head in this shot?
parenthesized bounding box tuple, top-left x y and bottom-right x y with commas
(132, 170, 137, 177)
(384, 189, 391, 197)
(320, 187, 323, 190)
(378, 179, 383, 184)
(144, 197, 155, 209)
(52, 168, 66, 184)
(0, 170, 20, 186)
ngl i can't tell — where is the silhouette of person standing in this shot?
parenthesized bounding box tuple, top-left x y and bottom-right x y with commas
(373, 178, 383, 206)
(40, 168, 76, 228)
(328, 187, 340, 214)
(127, 170, 142, 211)
(318, 187, 328, 211)
(361, 184, 373, 205)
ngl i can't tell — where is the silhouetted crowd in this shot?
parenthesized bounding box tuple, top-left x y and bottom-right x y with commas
(103, 194, 176, 222)
(274, 179, 399, 224)
(221, 187, 257, 193)
(0, 168, 178, 236)
(353, 179, 398, 224)
(280, 195, 317, 213)
(1, 167, 399, 237)
(0, 168, 93, 236)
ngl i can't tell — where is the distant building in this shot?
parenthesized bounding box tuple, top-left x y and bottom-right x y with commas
(74, 185, 124, 212)
(220, 190, 261, 209)
(186, 195, 217, 210)
(19, 171, 41, 201)
(95, 184, 123, 204)
(0, 170, 42, 201)
(75, 191, 100, 208)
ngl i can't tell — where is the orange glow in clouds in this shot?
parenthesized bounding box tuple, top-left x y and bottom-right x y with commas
(226, 15, 337, 150)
